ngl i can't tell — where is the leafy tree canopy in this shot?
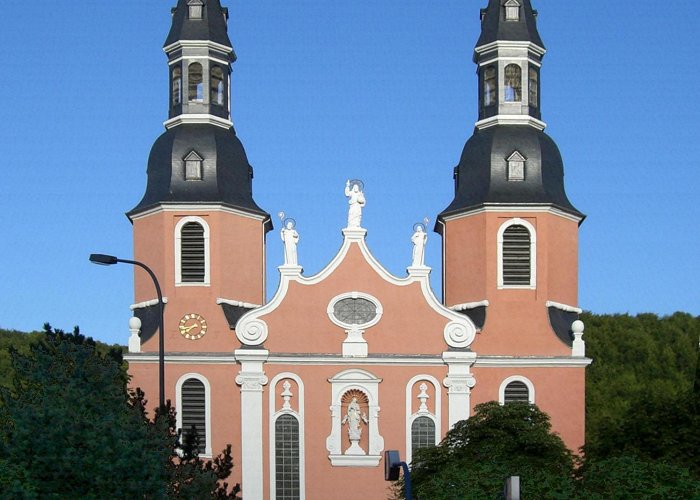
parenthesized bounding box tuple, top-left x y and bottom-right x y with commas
(0, 324, 239, 499)
(407, 402, 575, 499)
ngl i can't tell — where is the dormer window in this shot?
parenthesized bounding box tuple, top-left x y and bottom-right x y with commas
(184, 151, 203, 180)
(505, 0, 521, 21)
(507, 151, 526, 181)
(188, 0, 204, 20)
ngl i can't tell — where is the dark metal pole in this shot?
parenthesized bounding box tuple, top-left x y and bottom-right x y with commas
(117, 258, 166, 412)
(400, 461, 412, 500)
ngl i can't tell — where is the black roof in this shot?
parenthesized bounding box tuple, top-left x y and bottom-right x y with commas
(128, 124, 270, 225)
(438, 126, 583, 224)
(165, 0, 233, 50)
(475, 0, 544, 52)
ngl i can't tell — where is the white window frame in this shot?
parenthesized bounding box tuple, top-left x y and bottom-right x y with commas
(405, 375, 442, 464)
(175, 372, 212, 457)
(505, 0, 521, 21)
(497, 218, 536, 289)
(498, 375, 536, 404)
(174, 216, 211, 286)
(269, 373, 306, 500)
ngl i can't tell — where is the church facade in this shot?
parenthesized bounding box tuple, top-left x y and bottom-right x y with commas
(124, 1, 591, 498)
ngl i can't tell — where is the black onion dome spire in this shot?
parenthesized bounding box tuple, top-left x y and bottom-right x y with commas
(165, 0, 234, 51)
(475, 0, 544, 52)
(128, 1, 270, 226)
(437, 0, 582, 227)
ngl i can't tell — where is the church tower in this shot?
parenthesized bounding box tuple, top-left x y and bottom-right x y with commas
(437, 0, 585, 358)
(127, 0, 271, 357)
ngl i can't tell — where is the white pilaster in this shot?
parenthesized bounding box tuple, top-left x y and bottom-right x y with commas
(442, 351, 477, 428)
(235, 349, 269, 499)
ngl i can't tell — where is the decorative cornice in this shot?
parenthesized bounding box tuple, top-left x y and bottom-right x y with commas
(475, 40, 546, 57)
(216, 298, 261, 309)
(475, 115, 547, 131)
(546, 300, 582, 314)
(451, 300, 490, 311)
(129, 203, 268, 222)
(164, 39, 234, 55)
(440, 204, 584, 224)
(130, 297, 168, 310)
(164, 114, 233, 130)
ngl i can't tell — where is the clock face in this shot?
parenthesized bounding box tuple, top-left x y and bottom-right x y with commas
(179, 313, 208, 340)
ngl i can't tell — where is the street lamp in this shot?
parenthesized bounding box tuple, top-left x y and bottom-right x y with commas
(89, 253, 166, 412)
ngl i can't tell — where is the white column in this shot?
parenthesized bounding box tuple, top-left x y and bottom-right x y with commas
(235, 349, 269, 499)
(442, 351, 477, 428)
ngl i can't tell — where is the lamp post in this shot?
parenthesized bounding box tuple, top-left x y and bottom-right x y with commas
(89, 253, 165, 412)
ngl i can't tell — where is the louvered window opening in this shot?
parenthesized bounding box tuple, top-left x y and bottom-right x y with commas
(504, 381, 530, 403)
(182, 378, 206, 454)
(181, 222, 205, 282)
(502, 225, 531, 285)
(411, 416, 436, 453)
(275, 414, 300, 500)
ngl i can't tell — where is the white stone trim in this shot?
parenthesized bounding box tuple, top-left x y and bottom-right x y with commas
(174, 216, 211, 286)
(164, 39, 234, 55)
(327, 291, 383, 330)
(236, 225, 476, 349)
(168, 54, 232, 68)
(164, 114, 233, 130)
(475, 115, 546, 131)
(442, 351, 477, 428)
(450, 300, 489, 311)
(326, 369, 384, 466)
(175, 372, 212, 457)
(124, 353, 592, 368)
(216, 298, 261, 309)
(405, 375, 442, 464)
(498, 375, 536, 404)
(474, 40, 546, 57)
(545, 300, 582, 314)
(130, 297, 168, 310)
(269, 373, 306, 500)
(497, 218, 537, 290)
(440, 205, 583, 224)
(129, 203, 269, 223)
(234, 349, 269, 499)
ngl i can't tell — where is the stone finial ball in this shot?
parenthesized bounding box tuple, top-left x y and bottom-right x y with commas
(129, 316, 142, 330)
(571, 319, 585, 334)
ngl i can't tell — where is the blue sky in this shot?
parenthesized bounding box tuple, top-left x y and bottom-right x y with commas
(1, 1, 698, 345)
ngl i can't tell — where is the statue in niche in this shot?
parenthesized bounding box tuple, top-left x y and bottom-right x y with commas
(280, 218, 299, 265)
(342, 397, 368, 443)
(344, 179, 366, 228)
(411, 223, 428, 267)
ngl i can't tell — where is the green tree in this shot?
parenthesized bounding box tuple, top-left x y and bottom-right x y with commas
(580, 455, 700, 499)
(405, 402, 576, 499)
(0, 324, 239, 498)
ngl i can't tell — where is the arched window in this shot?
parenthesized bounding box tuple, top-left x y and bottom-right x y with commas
(411, 416, 435, 454)
(180, 222, 205, 283)
(498, 219, 536, 288)
(275, 414, 300, 500)
(483, 66, 497, 107)
(176, 374, 212, 457)
(405, 376, 441, 464)
(269, 373, 306, 499)
(210, 66, 225, 106)
(529, 67, 538, 108)
(175, 217, 210, 285)
(504, 64, 522, 102)
(188, 62, 204, 102)
(172, 66, 182, 106)
(499, 376, 535, 405)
